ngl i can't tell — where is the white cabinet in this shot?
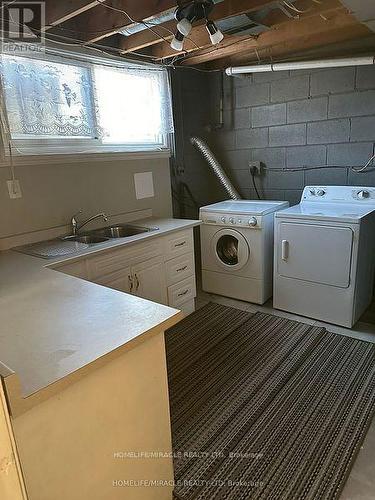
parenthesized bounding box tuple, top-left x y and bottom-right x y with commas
(56, 228, 197, 314)
(132, 257, 167, 304)
(95, 267, 132, 293)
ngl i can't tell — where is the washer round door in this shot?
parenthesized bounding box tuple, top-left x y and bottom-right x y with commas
(211, 228, 250, 271)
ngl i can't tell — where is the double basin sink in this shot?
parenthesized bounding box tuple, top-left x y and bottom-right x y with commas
(62, 224, 158, 245)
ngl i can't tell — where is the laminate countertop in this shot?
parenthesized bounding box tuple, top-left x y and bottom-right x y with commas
(0, 217, 200, 415)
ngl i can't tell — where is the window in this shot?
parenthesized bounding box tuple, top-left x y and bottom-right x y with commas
(0, 52, 173, 155)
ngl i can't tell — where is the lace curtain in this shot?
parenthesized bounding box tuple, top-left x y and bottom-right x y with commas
(0, 53, 174, 143)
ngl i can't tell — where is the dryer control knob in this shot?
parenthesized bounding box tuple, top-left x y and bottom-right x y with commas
(229, 217, 235, 224)
(316, 189, 325, 196)
(220, 216, 226, 223)
(248, 217, 257, 227)
(357, 190, 370, 199)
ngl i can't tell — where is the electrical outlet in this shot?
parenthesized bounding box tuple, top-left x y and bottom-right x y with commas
(249, 161, 262, 176)
(7, 180, 22, 199)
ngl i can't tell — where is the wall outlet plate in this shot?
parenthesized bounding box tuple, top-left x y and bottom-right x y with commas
(7, 180, 22, 199)
(249, 161, 262, 176)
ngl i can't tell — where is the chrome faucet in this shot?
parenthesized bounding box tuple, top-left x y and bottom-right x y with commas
(71, 210, 109, 235)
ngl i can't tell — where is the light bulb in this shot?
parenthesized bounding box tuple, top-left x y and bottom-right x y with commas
(170, 30, 184, 51)
(177, 17, 192, 36)
(206, 20, 224, 45)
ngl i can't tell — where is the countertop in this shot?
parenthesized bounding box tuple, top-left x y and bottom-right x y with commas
(0, 217, 200, 414)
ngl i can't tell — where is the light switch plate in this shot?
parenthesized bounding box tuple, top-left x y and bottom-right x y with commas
(134, 172, 154, 199)
(7, 180, 22, 199)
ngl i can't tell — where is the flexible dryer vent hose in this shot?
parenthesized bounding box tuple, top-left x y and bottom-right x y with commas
(190, 136, 241, 200)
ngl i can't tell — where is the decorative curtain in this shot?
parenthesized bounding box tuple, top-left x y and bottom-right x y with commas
(0, 52, 174, 143)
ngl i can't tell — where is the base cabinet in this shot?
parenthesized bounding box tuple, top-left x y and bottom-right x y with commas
(132, 257, 167, 305)
(56, 228, 196, 314)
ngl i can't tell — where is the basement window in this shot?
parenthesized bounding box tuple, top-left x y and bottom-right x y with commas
(0, 52, 173, 156)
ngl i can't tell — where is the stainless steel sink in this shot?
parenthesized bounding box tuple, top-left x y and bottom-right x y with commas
(92, 224, 158, 239)
(63, 234, 110, 244)
(15, 223, 159, 259)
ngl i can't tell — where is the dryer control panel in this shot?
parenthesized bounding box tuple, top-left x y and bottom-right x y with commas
(199, 212, 262, 229)
(302, 186, 375, 203)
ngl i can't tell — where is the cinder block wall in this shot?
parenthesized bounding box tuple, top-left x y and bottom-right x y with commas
(184, 65, 375, 206)
(211, 66, 375, 203)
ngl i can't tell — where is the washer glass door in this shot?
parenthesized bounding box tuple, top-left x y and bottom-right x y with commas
(212, 229, 250, 271)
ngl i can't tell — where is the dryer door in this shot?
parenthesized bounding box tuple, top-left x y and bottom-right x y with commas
(277, 222, 353, 288)
(211, 229, 250, 271)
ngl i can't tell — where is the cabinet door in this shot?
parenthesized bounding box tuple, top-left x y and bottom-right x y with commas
(95, 267, 132, 293)
(132, 257, 167, 305)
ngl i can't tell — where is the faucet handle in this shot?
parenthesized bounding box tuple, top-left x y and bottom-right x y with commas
(71, 209, 83, 235)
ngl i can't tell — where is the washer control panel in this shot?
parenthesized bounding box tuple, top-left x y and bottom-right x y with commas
(200, 212, 262, 228)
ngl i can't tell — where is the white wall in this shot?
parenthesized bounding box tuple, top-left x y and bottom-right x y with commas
(0, 157, 173, 240)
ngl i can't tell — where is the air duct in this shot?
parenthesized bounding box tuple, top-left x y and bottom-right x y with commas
(226, 55, 375, 76)
(190, 136, 241, 200)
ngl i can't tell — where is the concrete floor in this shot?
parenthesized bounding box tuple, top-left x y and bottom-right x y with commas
(195, 289, 375, 500)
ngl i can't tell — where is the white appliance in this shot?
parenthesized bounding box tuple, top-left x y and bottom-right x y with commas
(200, 200, 289, 304)
(274, 186, 375, 327)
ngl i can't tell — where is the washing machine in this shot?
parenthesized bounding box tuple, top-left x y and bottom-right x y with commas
(200, 200, 289, 304)
(274, 186, 375, 327)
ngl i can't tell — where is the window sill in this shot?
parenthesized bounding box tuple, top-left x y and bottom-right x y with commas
(0, 148, 171, 167)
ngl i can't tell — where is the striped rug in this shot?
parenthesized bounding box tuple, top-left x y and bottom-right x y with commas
(165, 302, 375, 500)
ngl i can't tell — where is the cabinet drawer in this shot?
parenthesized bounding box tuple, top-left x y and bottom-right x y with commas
(163, 230, 193, 261)
(168, 276, 196, 308)
(87, 240, 162, 279)
(165, 253, 194, 286)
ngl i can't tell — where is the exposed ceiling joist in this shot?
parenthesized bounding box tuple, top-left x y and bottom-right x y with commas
(152, 0, 344, 60)
(181, 9, 369, 66)
(50, 0, 177, 44)
(44, 0, 99, 30)
(119, 0, 278, 54)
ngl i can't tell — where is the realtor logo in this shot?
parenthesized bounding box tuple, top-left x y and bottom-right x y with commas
(1, 1, 45, 52)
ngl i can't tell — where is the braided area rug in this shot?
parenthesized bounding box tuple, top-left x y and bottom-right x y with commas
(165, 302, 375, 500)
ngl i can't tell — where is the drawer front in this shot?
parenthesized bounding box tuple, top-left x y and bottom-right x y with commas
(165, 253, 195, 286)
(168, 276, 196, 308)
(87, 240, 162, 279)
(163, 229, 193, 261)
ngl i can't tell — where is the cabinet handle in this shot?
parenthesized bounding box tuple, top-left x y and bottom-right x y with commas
(176, 265, 188, 272)
(128, 275, 133, 292)
(135, 273, 140, 291)
(178, 289, 189, 297)
(175, 241, 186, 247)
(281, 240, 289, 261)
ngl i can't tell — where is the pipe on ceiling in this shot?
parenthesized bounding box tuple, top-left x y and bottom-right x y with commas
(225, 56, 375, 76)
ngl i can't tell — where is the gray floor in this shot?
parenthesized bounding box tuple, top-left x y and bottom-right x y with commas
(195, 289, 375, 500)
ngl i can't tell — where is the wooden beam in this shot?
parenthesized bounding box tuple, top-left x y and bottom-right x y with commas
(214, 23, 373, 69)
(44, 0, 99, 30)
(180, 10, 368, 66)
(50, 0, 177, 44)
(151, 0, 344, 60)
(119, 0, 279, 54)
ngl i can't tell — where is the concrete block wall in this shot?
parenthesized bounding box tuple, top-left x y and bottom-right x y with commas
(206, 65, 375, 205)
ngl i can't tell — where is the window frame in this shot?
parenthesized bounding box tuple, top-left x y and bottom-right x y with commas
(0, 50, 171, 158)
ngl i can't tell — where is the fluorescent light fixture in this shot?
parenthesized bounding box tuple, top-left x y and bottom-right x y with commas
(170, 30, 184, 51)
(206, 20, 224, 45)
